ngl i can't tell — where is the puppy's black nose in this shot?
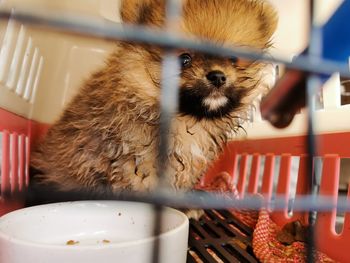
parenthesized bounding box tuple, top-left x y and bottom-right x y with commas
(206, 70, 226, 87)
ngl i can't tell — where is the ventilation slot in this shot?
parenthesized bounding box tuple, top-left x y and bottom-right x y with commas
(201, 223, 220, 238)
(16, 37, 33, 96)
(341, 78, 350, 105)
(336, 158, 350, 234)
(30, 56, 44, 104)
(257, 155, 266, 192)
(18, 134, 26, 191)
(6, 24, 26, 90)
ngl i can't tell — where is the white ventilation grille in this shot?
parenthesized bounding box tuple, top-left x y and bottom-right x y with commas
(0, 14, 44, 104)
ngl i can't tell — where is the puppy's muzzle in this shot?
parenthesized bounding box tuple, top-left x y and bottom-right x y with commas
(206, 70, 226, 88)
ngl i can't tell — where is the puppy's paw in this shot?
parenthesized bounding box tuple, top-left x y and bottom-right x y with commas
(182, 209, 205, 221)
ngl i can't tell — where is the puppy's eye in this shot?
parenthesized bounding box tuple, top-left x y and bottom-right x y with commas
(230, 56, 238, 65)
(179, 53, 192, 68)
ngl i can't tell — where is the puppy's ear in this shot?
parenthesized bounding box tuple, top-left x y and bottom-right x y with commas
(260, 2, 278, 40)
(120, 0, 165, 26)
(120, 0, 146, 24)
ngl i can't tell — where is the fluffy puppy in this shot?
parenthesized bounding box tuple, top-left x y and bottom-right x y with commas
(29, 0, 277, 205)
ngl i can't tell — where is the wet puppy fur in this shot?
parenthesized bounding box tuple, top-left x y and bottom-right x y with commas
(29, 0, 277, 205)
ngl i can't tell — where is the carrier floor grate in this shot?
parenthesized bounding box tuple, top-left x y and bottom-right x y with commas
(187, 210, 259, 263)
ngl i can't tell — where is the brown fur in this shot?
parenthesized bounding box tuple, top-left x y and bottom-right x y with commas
(30, 0, 278, 199)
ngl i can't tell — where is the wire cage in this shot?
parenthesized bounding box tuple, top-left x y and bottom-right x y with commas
(0, 0, 350, 262)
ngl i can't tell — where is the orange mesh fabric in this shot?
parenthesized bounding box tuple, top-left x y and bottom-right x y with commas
(236, 209, 335, 263)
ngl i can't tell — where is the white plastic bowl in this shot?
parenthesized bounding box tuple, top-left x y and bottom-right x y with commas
(0, 201, 189, 263)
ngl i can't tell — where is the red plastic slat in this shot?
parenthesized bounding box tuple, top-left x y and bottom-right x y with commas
(237, 154, 248, 198)
(19, 135, 26, 191)
(260, 154, 275, 202)
(25, 136, 30, 187)
(11, 133, 19, 193)
(247, 154, 260, 194)
(1, 131, 10, 194)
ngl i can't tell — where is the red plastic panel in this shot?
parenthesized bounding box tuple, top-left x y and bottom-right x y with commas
(0, 107, 32, 216)
(201, 135, 350, 262)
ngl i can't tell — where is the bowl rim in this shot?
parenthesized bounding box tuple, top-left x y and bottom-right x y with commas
(0, 200, 189, 250)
